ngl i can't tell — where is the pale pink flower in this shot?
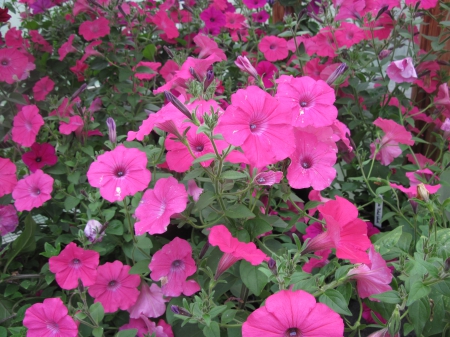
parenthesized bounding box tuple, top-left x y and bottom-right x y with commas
(32, 76, 54, 101)
(216, 85, 295, 168)
(242, 290, 344, 337)
(0, 157, 17, 197)
(390, 169, 441, 198)
(12, 105, 44, 147)
(149, 237, 200, 297)
(24, 298, 78, 337)
(386, 57, 417, 83)
(49, 242, 100, 290)
(12, 169, 53, 211)
(88, 260, 141, 313)
(0, 205, 19, 235)
(347, 246, 393, 300)
(134, 177, 188, 235)
(87, 145, 151, 203)
(253, 170, 283, 186)
(276, 75, 337, 127)
(209, 225, 267, 279)
(187, 180, 203, 202)
(129, 282, 167, 319)
(193, 34, 227, 60)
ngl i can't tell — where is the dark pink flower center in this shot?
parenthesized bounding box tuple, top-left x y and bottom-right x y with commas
(35, 157, 42, 162)
(269, 44, 276, 50)
(114, 166, 127, 178)
(171, 259, 184, 270)
(210, 17, 215, 22)
(300, 101, 308, 107)
(71, 258, 81, 268)
(108, 280, 120, 291)
(195, 145, 204, 152)
(46, 321, 60, 333)
(285, 328, 301, 337)
(31, 187, 41, 196)
(1, 58, 9, 66)
(301, 156, 313, 169)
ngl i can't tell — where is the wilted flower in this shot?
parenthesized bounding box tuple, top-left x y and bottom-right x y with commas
(386, 57, 417, 83)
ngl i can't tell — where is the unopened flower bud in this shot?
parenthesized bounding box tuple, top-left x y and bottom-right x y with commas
(444, 257, 450, 272)
(87, 0, 103, 8)
(78, 278, 85, 293)
(199, 241, 210, 259)
(268, 258, 277, 275)
(170, 305, 192, 317)
(84, 220, 106, 243)
(71, 83, 87, 100)
(417, 183, 429, 202)
(106, 117, 116, 144)
(155, 120, 183, 140)
(235, 56, 259, 80)
(326, 63, 348, 85)
(409, 200, 418, 214)
(164, 91, 192, 120)
(204, 69, 214, 90)
(267, 0, 275, 7)
(189, 67, 203, 82)
(163, 46, 174, 58)
(378, 49, 391, 60)
(387, 305, 401, 337)
(375, 4, 389, 20)
(118, 4, 127, 17)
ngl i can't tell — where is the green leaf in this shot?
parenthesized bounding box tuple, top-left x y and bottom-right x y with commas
(225, 204, 255, 219)
(407, 280, 431, 306)
(143, 44, 157, 60)
(221, 310, 237, 324)
(376, 186, 392, 194)
(372, 226, 403, 259)
(319, 289, 352, 316)
(209, 305, 227, 319)
(89, 302, 104, 324)
(194, 191, 216, 211)
(64, 196, 80, 211)
(245, 218, 273, 238)
(239, 260, 268, 296)
(203, 321, 220, 337)
(119, 68, 134, 81)
(116, 329, 138, 337)
(40, 242, 61, 258)
(433, 279, 450, 297)
(5, 214, 36, 271)
(129, 259, 151, 275)
(106, 220, 124, 235)
(409, 297, 430, 336)
(370, 291, 402, 304)
(193, 153, 217, 164)
(220, 171, 247, 180)
(0, 327, 7, 337)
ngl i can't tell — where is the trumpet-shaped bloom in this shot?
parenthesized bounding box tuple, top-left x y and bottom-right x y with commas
(216, 85, 295, 168)
(79, 17, 110, 41)
(59, 34, 77, 61)
(88, 260, 140, 313)
(152, 10, 179, 39)
(386, 57, 417, 83)
(0, 157, 17, 197)
(134, 177, 188, 235)
(24, 298, 78, 337)
(12, 169, 53, 211)
(0, 48, 34, 84)
(87, 145, 151, 203)
(347, 246, 393, 300)
(12, 105, 44, 147)
(129, 283, 167, 319)
(32, 76, 54, 101)
(149, 237, 200, 297)
(242, 290, 344, 337)
(22, 143, 58, 172)
(0, 205, 19, 235)
(49, 242, 100, 290)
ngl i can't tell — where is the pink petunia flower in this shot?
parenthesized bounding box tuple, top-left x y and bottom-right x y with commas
(80, 40, 102, 62)
(287, 128, 337, 191)
(59, 34, 77, 61)
(276, 75, 337, 127)
(225, 12, 246, 29)
(129, 282, 167, 319)
(24, 298, 78, 337)
(134, 61, 162, 80)
(5, 27, 23, 48)
(29, 30, 53, 53)
(22, 142, 58, 173)
(200, 6, 226, 35)
(0, 157, 17, 198)
(78, 17, 110, 41)
(370, 117, 414, 165)
(0, 205, 19, 235)
(149, 237, 200, 297)
(88, 260, 141, 313)
(258, 36, 289, 62)
(120, 316, 171, 337)
(405, 0, 437, 10)
(32, 76, 55, 101)
(12, 169, 53, 211)
(0, 48, 35, 84)
(134, 177, 188, 235)
(216, 85, 295, 168)
(209, 225, 268, 279)
(252, 10, 269, 23)
(253, 170, 283, 186)
(87, 145, 151, 203)
(304, 196, 372, 264)
(193, 34, 227, 60)
(255, 61, 277, 88)
(242, 290, 344, 337)
(390, 169, 441, 198)
(12, 105, 44, 147)
(242, 0, 266, 8)
(347, 245, 393, 300)
(386, 57, 417, 83)
(187, 180, 203, 202)
(335, 22, 365, 48)
(152, 10, 179, 39)
(49, 242, 100, 290)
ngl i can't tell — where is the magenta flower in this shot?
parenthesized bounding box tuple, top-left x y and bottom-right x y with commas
(120, 316, 171, 337)
(0, 157, 17, 198)
(0, 48, 34, 84)
(88, 260, 141, 313)
(386, 57, 417, 83)
(79, 17, 110, 41)
(129, 282, 167, 319)
(49, 242, 100, 290)
(152, 10, 179, 39)
(32, 76, 54, 101)
(235, 55, 259, 79)
(370, 118, 414, 165)
(12, 105, 44, 147)
(242, 0, 266, 9)
(200, 7, 226, 34)
(287, 128, 336, 191)
(347, 245, 393, 300)
(208, 225, 268, 279)
(149, 237, 200, 297)
(216, 85, 295, 168)
(242, 290, 344, 337)
(390, 169, 441, 198)
(276, 75, 337, 127)
(24, 298, 78, 337)
(194, 34, 227, 60)
(134, 61, 161, 80)
(258, 36, 289, 62)
(87, 145, 151, 203)
(12, 169, 53, 212)
(252, 10, 270, 23)
(0, 205, 19, 235)
(58, 34, 77, 61)
(256, 61, 278, 88)
(22, 142, 58, 173)
(134, 177, 188, 235)
(253, 170, 283, 186)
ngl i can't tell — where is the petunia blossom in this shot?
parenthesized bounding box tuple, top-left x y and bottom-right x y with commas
(200, 6, 226, 35)
(58, 34, 77, 61)
(79, 17, 110, 41)
(22, 142, 58, 172)
(87, 145, 151, 203)
(258, 36, 289, 62)
(152, 10, 179, 39)
(386, 57, 417, 83)
(88, 260, 141, 313)
(134, 177, 188, 235)
(12, 169, 54, 212)
(134, 61, 161, 80)
(128, 282, 167, 319)
(12, 105, 44, 147)
(149, 237, 200, 297)
(253, 170, 283, 186)
(120, 316, 170, 337)
(49, 242, 100, 290)
(0, 157, 17, 197)
(209, 225, 268, 279)
(187, 180, 203, 202)
(242, 290, 344, 337)
(0, 48, 35, 84)
(0, 205, 19, 236)
(32, 76, 54, 101)
(24, 298, 78, 337)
